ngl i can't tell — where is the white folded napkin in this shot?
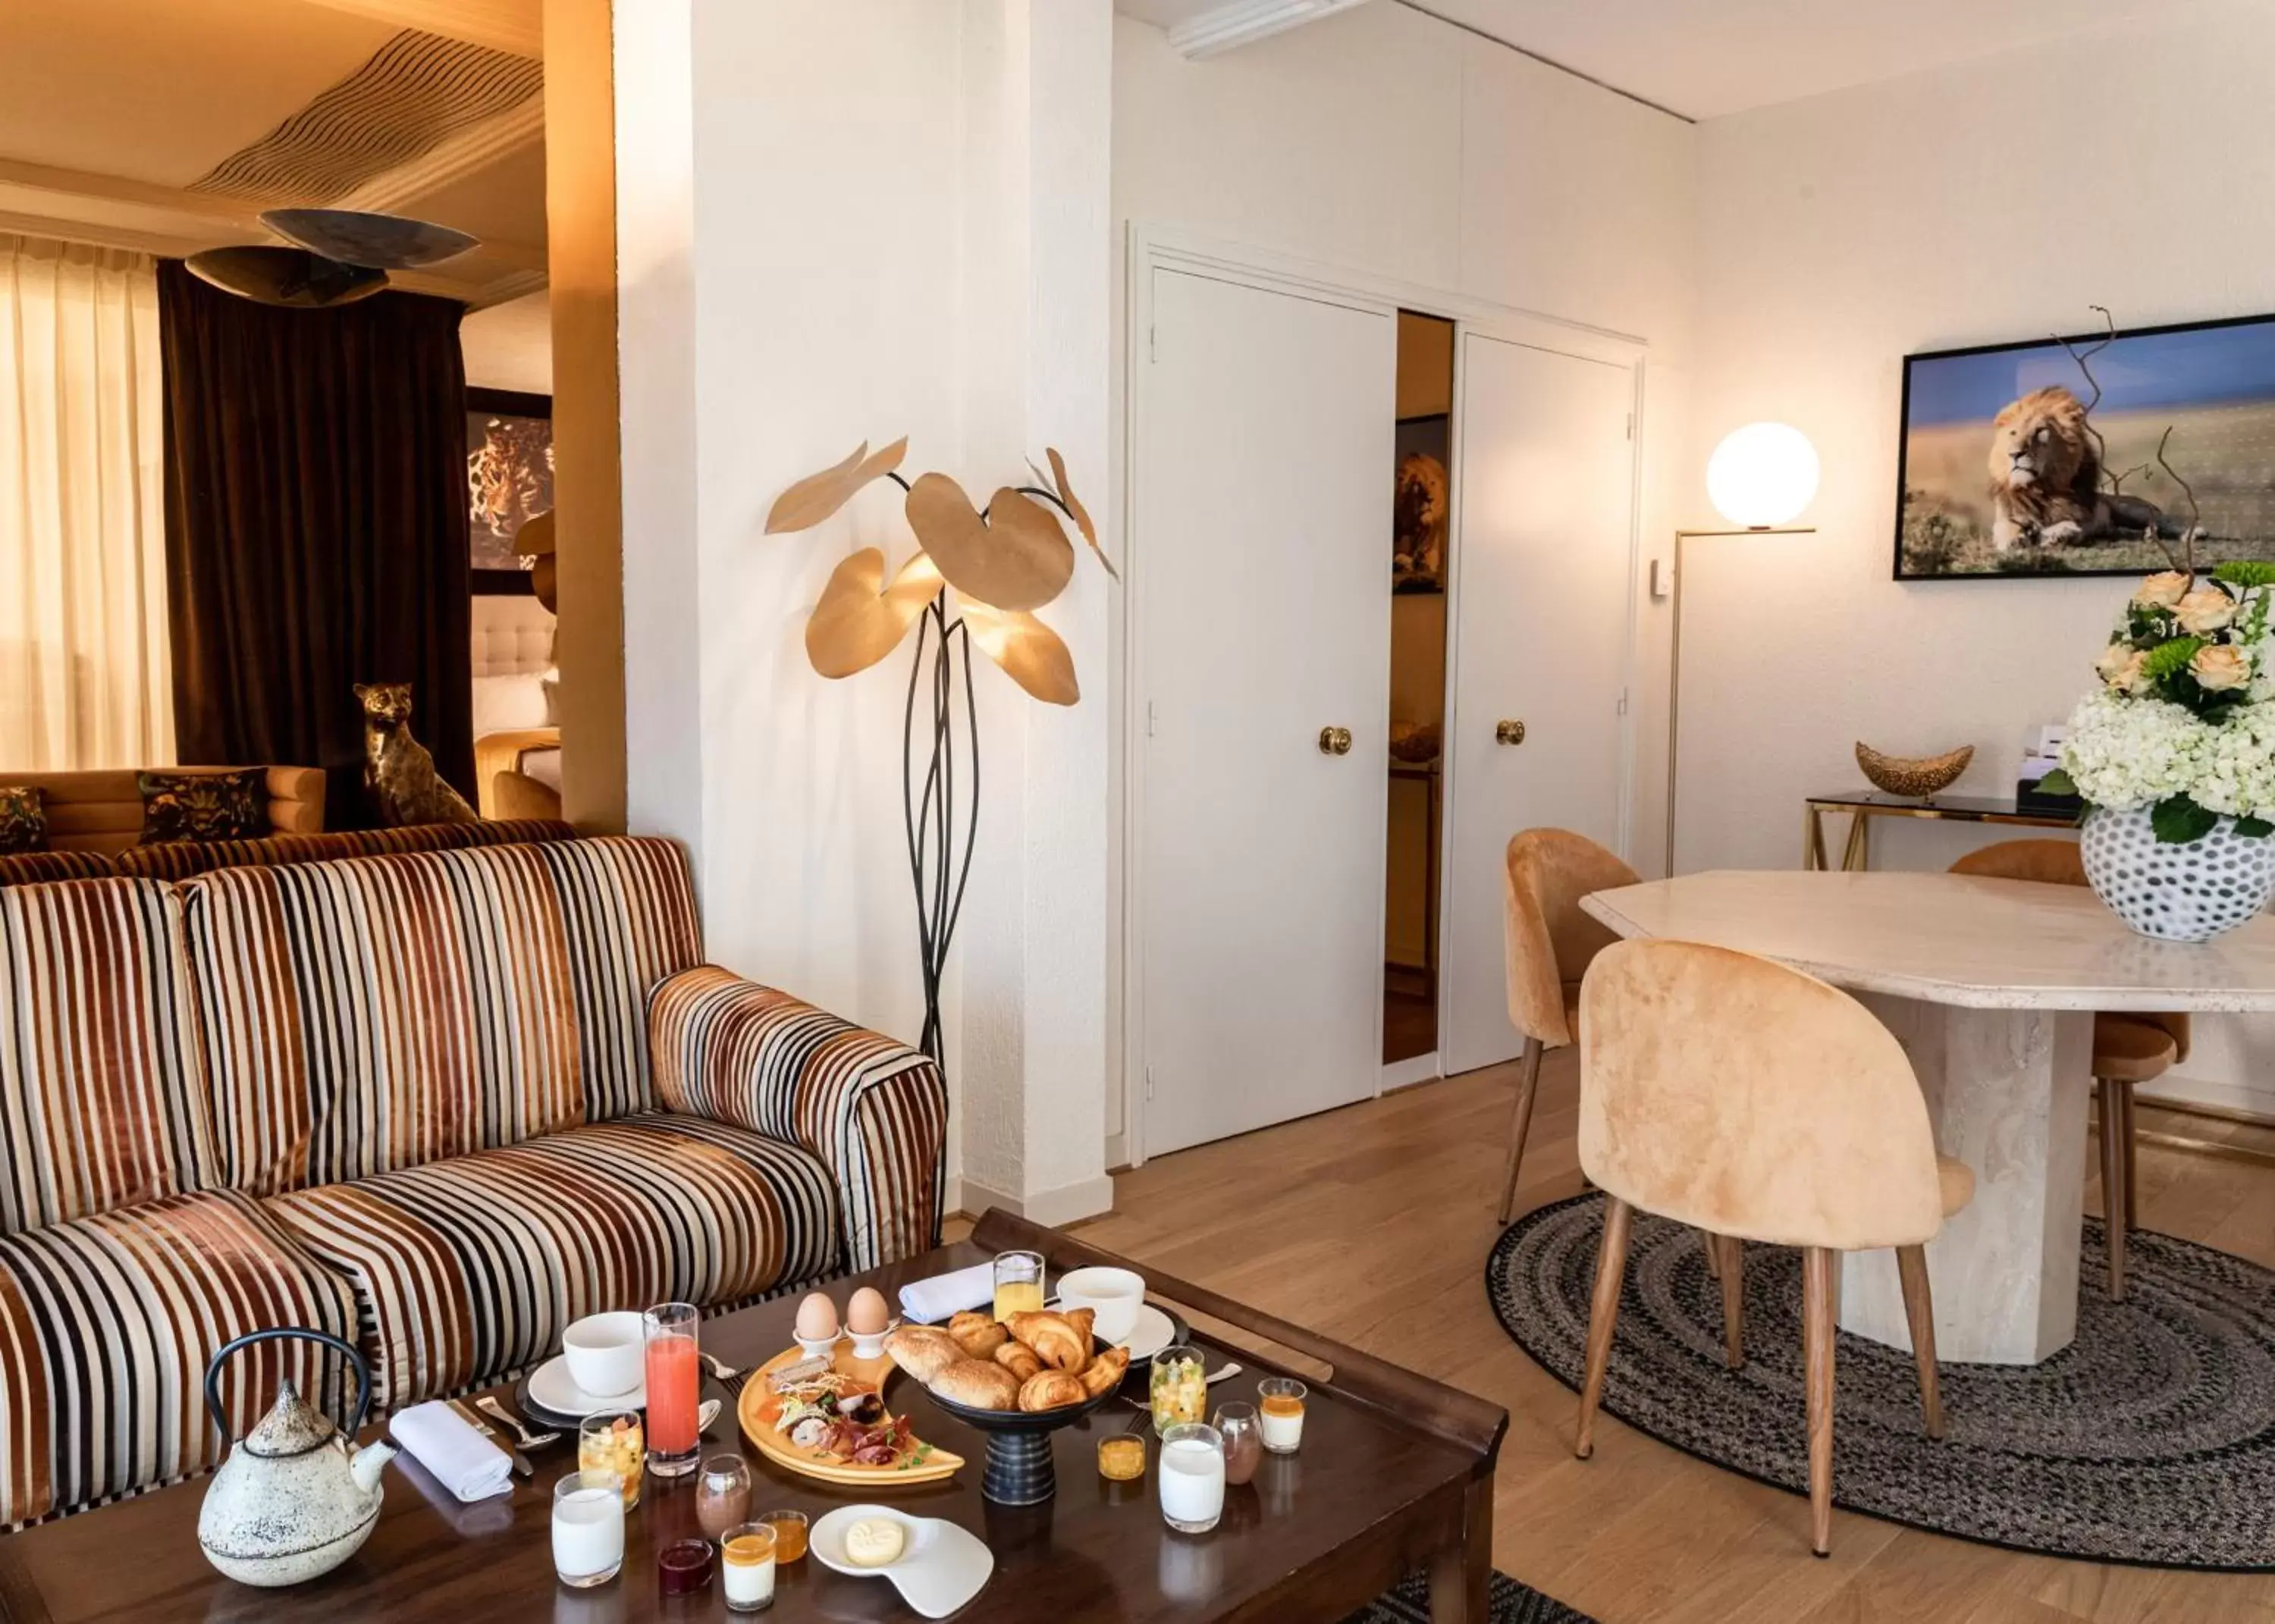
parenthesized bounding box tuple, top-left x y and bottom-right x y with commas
(390, 1400, 513, 1503)
(899, 1262, 996, 1325)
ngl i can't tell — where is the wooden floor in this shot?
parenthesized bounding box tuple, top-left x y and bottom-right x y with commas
(1052, 1055, 2275, 1624)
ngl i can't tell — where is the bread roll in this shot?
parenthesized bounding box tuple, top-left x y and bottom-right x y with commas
(931, 1356, 1022, 1411)
(1078, 1344, 1129, 1398)
(1006, 1311, 1089, 1375)
(883, 1324, 964, 1384)
(1017, 1369, 1087, 1412)
(993, 1340, 1043, 1382)
(947, 1310, 1009, 1359)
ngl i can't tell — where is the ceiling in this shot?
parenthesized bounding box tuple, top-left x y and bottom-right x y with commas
(0, 0, 544, 305)
(1121, 0, 2177, 121)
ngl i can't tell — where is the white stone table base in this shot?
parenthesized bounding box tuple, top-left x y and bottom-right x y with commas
(1840, 999, 2090, 1365)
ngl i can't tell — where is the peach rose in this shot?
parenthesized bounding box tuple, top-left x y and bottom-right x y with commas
(2192, 644, 2251, 691)
(2174, 588, 2236, 635)
(2133, 571, 2192, 610)
(2096, 644, 2151, 694)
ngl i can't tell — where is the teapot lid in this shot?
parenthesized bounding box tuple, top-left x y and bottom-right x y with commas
(240, 1378, 339, 1459)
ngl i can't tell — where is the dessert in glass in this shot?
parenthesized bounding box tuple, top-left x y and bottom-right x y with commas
(551, 1468, 625, 1588)
(695, 1454, 754, 1540)
(577, 1411, 643, 1508)
(1157, 1422, 1227, 1534)
(1150, 1344, 1207, 1435)
(1212, 1400, 1263, 1485)
(1258, 1376, 1307, 1453)
(721, 1523, 779, 1612)
(992, 1249, 1046, 1320)
(642, 1300, 702, 1478)
(757, 1508, 809, 1564)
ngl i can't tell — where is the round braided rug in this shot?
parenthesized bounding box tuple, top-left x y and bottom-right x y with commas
(1488, 1193, 2275, 1569)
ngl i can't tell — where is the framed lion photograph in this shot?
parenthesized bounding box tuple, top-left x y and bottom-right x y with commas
(1895, 312, 2275, 579)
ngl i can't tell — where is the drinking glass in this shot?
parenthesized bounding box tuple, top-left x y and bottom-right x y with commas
(695, 1453, 755, 1540)
(1212, 1400, 1263, 1485)
(1157, 1422, 1226, 1534)
(1150, 1343, 1207, 1434)
(577, 1410, 642, 1508)
(721, 1522, 779, 1613)
(1257, 1376, 1307, 1453)
(643, 1301, 701, 1478)
(757, 1508, 809, 1564)
(551, 1468, 625, 1588)
(992, 1249, 1045, 1320)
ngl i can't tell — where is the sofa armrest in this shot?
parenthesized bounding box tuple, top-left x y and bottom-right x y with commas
(649, 966, 947, 1271)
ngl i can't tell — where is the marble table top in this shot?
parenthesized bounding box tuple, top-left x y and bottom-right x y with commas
(1580, 870, 2275, 1013)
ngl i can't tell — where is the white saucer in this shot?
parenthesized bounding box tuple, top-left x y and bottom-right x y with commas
(811, 1504, 994, 1619)
(526, 1353, 645, 1418)
(1121, 1302, 1180, 1361)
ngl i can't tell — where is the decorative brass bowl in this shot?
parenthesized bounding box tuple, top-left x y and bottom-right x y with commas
(1856, 742, 1973, 798)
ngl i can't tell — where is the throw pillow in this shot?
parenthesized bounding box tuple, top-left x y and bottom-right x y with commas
(138, 770, 269, 845)
(0, 786, 45, 854)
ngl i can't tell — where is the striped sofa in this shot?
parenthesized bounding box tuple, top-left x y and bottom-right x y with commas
(0, 815, 579, 890)
(0, 836, 946, 1524)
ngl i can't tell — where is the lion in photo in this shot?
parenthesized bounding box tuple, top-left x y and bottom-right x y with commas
(1985, 385, 2172, 551)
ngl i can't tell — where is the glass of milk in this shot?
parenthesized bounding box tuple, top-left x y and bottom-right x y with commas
(1157, 1422, 1226, 1535)
(552, 1469, 626, 1587)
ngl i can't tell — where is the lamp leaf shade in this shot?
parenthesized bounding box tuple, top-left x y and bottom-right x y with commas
(1706, 422, 1818, 528)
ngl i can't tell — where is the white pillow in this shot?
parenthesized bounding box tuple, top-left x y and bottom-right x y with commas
(471, 673, 551, 736)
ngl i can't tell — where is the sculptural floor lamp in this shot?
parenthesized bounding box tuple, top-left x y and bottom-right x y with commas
(1665, 423, 1820, 876)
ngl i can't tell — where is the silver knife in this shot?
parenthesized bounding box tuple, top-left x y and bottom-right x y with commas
(449, 1399, 534, 1478)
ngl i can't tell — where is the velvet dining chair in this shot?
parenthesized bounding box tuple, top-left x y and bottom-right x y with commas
(1572, 938, 1972, 1557)
(1948, 838, 2186, 1299)
(1497, 829, 1639, 1224)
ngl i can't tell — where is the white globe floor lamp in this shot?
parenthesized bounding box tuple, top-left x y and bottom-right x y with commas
(1665, 422, 1820, 875)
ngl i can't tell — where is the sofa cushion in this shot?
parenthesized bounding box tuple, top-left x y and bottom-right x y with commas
(0, 1190, 360, 1525)
(0, 851, 115, 889)
(183, 836, 702, 1196)
(113, 817, 576, 882)
(0, 879, 218, 1232)
(267, 1115, 837, 1409)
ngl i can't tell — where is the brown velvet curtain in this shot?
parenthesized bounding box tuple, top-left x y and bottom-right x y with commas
(158, 262, 473, 826)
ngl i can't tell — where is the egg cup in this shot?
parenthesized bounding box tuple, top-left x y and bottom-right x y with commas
(793, 1331, 844, 1361)
(847, 1319, 899, 1361)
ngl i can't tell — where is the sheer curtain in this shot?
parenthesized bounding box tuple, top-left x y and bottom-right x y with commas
(0, 235, 173, 769)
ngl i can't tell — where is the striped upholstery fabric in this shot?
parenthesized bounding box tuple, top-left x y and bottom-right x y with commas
(112, 818, 576, 882)
(0, 851, 116, 889)
(651, 967, 947, 1271)
(269, 1115, 838, 1409)
(0, 880, 217, 1233)
(0, 1190, 359, 1525)
(182, 837, 703, 1195)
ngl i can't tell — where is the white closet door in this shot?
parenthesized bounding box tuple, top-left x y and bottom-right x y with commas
(1442, 334, 1637, 1076)
(1138, 268, 1394, 1157)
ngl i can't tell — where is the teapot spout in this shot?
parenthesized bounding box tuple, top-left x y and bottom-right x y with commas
(349, 1439, 398, 1497)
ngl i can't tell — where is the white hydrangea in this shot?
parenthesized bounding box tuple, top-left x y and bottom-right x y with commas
(2195, 703, 2275, 817)
(2060, 691, 2211, 810)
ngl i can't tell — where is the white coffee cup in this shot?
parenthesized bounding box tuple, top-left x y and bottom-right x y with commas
(561, 1310, 646, 1397)
(1056, 1266, 1145, 1344)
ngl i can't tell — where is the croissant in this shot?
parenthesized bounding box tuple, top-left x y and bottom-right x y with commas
(932, 1357, 1021, 1411)
(1006, 1311, 1089, 1375)
(1078, 1344, 1129, 1398)
(993, 1340, 1043, 1382)
(1018, 1369, 1087, 1412)
(947, 1310, 1008, 1359)
(883, 1324, 965, 1384)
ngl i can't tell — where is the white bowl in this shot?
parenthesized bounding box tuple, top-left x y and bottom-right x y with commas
(1056, 1266, 1144, 1344)
(560, 1310, 646, 1398)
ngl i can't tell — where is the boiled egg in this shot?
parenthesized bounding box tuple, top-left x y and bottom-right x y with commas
(846, 1286, 890, 1337)
(794, 1291, 841, 1343)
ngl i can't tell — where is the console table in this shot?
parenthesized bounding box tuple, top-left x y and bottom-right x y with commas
(1804, 789, 2078, 871)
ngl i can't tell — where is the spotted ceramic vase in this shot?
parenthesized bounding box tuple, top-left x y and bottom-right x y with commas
(2079, 804, 2275, 942)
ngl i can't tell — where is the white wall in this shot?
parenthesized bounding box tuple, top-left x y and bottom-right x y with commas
(460, 289, 553, 394)
(1109, 3, 1698, 1135)
(1685, 0, 2275, 1113)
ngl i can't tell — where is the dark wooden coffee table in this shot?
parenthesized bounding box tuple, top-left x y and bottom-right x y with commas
(0, 1212, 1505, 1622)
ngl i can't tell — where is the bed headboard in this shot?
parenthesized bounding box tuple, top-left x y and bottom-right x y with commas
(472, 592, 557, 678)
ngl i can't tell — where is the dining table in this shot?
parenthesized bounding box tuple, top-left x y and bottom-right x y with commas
(1580, 868, 2275, 1366)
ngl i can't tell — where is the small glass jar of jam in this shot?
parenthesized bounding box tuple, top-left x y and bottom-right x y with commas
(1097, 1433, 1147, 1481)
(657, 1537, 717, 1595)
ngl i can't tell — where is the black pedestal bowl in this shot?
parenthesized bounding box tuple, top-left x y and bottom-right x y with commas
(923, 1342, 1125, 1506)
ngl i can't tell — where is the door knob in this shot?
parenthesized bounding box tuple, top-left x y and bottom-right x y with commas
(1318, 726, 1353, 757)
(1495, 719, 1527, 746)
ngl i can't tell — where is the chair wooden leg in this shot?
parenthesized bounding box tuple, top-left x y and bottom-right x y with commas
(1574, 1196, 1633, 1460)
(1894, 1244, 1943, 1440)
(1496, 1036, 1545, 1225)
(2120, 1078, 2138, 1235)
(1714, 1234, 1744, 1368)
(1802, 1246, 1837, 1557)
(2098, 1075, 2128, 1301)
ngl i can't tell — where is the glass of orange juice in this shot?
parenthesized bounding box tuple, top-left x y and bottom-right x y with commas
(992, 1250, 1045, 1320)
(642, 1301, 702, 1478)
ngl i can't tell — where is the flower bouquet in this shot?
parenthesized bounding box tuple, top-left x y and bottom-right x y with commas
(2039, 563, 2275, 939)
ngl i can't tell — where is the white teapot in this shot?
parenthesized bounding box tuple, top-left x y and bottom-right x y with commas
(196, 1328, 397, 1587)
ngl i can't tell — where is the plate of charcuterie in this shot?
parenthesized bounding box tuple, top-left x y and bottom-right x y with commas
(736, 1343, 964, 1489)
